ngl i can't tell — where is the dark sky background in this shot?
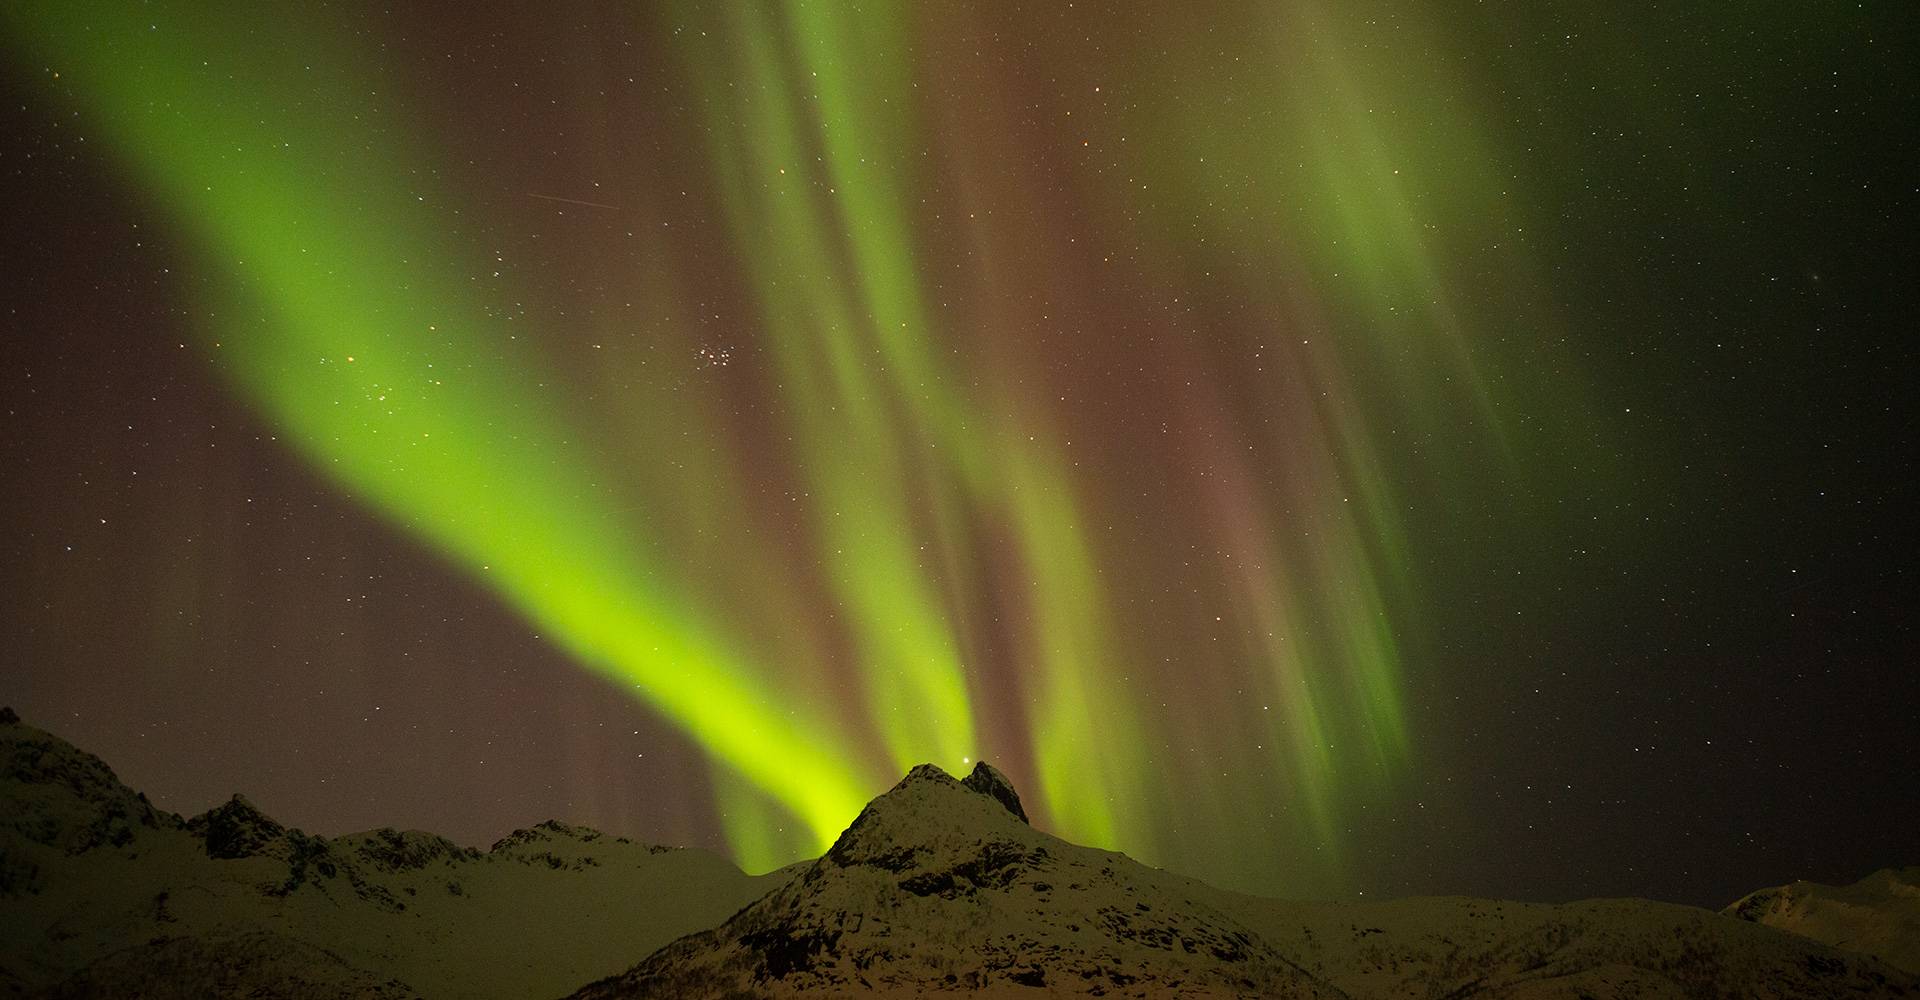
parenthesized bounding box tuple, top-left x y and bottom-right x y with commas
(2, 1, 1914, 910)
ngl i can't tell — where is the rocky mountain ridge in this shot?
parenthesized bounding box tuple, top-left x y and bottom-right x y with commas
(0, 709, 790, 999)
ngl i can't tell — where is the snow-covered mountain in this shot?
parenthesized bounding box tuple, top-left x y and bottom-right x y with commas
(569, 762, 1336, 998)
(1210, 890, 1915, 998)
(0, 709, 793, 999)
(6, 707, 1915, 999)
(569, 761, 1917, 999)
(1726, 867, 1920, 976)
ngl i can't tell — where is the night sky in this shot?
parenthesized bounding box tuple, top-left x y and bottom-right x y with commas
(2, 1, 1913, 909)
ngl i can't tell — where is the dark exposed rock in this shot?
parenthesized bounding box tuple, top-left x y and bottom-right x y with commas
(0, 844, 41, 897)
(351, 826, 479, 871)
(188, 794, 288, 860)
(961, 760, 1029, 824)
(739, 927, 841, 980)
(490, 818, 663, 856)
(183, 799, 412, 907)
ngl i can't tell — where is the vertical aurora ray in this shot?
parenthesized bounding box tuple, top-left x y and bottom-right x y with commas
(999, 440, 1149, 852)
(780, 5, 1155, 850)
(667, 0, 980, 782)
(905, 0, 1527, 883)
(5, 0, 1567, 892)
(665, 1, 1157, 853)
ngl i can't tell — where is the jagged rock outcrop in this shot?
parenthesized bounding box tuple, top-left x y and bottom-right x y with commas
(571, 761, 1336, 999)
(958, 761, 1028, 825)
(187, 794, 290, 860)
(490, 819, 671, 872)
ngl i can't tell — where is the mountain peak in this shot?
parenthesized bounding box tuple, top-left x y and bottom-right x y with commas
(572, 762, 1333, 999)
(188, 794, 292, 860)
(821, 761, 1031, 876)
(961, 760, 1029, 824)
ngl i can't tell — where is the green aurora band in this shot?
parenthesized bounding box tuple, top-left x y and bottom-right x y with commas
(6, 0, 1545, 890)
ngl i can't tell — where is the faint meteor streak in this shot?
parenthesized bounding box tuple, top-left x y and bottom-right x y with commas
(527, 192, 618, 209)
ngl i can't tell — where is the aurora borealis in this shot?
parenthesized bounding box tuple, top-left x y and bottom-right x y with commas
(3, 0, 1912, 907)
